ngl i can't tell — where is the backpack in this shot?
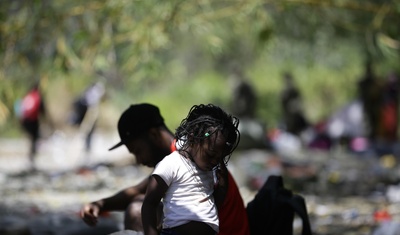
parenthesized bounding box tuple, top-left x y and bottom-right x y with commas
(20, 90, 41, 121)
(246, 175, 312, 235)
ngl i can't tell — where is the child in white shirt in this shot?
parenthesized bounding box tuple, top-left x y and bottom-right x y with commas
(142, 104, 240, 235)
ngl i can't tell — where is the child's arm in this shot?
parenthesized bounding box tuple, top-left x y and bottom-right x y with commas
(142, 175, 168, 235)
(213, 161, 229, 209)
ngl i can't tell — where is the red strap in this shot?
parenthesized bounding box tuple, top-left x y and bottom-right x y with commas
(170, 139, 177, 152)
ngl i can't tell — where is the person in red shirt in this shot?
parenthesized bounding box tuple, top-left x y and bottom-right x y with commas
(80, 103, 250, 234)
(18, 82, 48, 171)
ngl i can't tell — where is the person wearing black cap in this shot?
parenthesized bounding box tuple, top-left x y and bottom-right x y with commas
(80, 103, 250, 235)
(80, 103, 174, 230)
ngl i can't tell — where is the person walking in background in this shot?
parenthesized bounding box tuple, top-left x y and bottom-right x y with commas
(230, 69, 271, 150)
(80, 103, 250, 235)
(280, 72, 309, 136)
(231, 78, 257, 119)
(377, 72, 400, 143)
(17, 81, 48, 171)
(69, 81, 105, 153)
(142, 104, 240, 235)
(357, 60, 381, 142)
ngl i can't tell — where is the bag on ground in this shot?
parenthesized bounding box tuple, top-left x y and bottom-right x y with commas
(246, 175, 312, 235)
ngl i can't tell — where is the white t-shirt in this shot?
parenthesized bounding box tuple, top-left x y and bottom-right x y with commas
(152, 151, 219, 232)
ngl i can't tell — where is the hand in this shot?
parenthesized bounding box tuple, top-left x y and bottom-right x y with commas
(80, 202, 101, 226)
(215, 161, 228, 189)
(213, 161, 229, 208)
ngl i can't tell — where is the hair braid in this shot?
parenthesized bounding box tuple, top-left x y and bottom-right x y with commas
(175, 104, 240, 164)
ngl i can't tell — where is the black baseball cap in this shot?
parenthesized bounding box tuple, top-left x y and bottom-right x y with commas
(108, 103, 164, 151)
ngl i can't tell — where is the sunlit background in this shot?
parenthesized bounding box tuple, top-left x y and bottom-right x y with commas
(1, 1, 400, 235)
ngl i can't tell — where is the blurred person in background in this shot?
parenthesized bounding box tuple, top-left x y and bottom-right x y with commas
(280, 72, 310, 136)
(357, 60, 381, 142)
(231, 77, 257, 119)
(68, 81, 105, 154)
(377, 72, 400, 143)
(230, 69, 271, 150)
(16, 81, 50, 172)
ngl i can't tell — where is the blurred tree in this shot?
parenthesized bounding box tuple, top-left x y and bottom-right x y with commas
(0, 0, 399, 131)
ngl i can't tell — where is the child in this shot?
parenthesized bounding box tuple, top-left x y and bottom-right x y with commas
(142, 104, 240, 235)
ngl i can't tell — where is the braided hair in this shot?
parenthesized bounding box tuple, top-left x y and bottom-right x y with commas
(175, 104, 240, 165)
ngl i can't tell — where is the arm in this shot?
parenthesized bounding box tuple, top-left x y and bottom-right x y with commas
(80, 176, 149, 226)
(213, 161, 229, 209)
(142, 175, 168, 235)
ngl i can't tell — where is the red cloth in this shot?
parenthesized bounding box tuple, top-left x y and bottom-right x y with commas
(374, 209, 392, 222)
(170, 140, 177, 152)
(218, 172, 250, 235)
(21, 90, 41, 121)
(379, 102, 398, 141)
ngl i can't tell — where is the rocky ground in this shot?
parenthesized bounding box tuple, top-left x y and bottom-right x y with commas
(1, 131, 400, 235)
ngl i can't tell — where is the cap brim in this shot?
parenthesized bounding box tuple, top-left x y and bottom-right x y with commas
(108, 141, 124, 151)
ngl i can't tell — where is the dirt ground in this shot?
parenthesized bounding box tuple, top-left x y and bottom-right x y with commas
(1, 130, 399, 235)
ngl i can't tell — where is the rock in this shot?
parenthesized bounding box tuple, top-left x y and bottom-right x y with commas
(0, 215, 29, 235)
(108, 230, 143, 235)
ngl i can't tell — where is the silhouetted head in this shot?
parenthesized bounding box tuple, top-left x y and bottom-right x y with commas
(109, 103, 171, 167)
(175, 104, 240, 167)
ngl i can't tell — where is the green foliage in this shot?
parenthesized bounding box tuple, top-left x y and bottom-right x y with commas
(0, 0, 399, 136)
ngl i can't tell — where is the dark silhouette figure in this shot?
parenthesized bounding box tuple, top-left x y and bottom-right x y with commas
(377, 72, 400, 142)
(280, 72, 309, 136)
(69, 81, 105, 153)
(357, 61, 381, 141)
(232, 79, 257, 119)
(247, 175, 312, 235)
(18, 82, 47, 171)
(230, 71, 271, 150)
